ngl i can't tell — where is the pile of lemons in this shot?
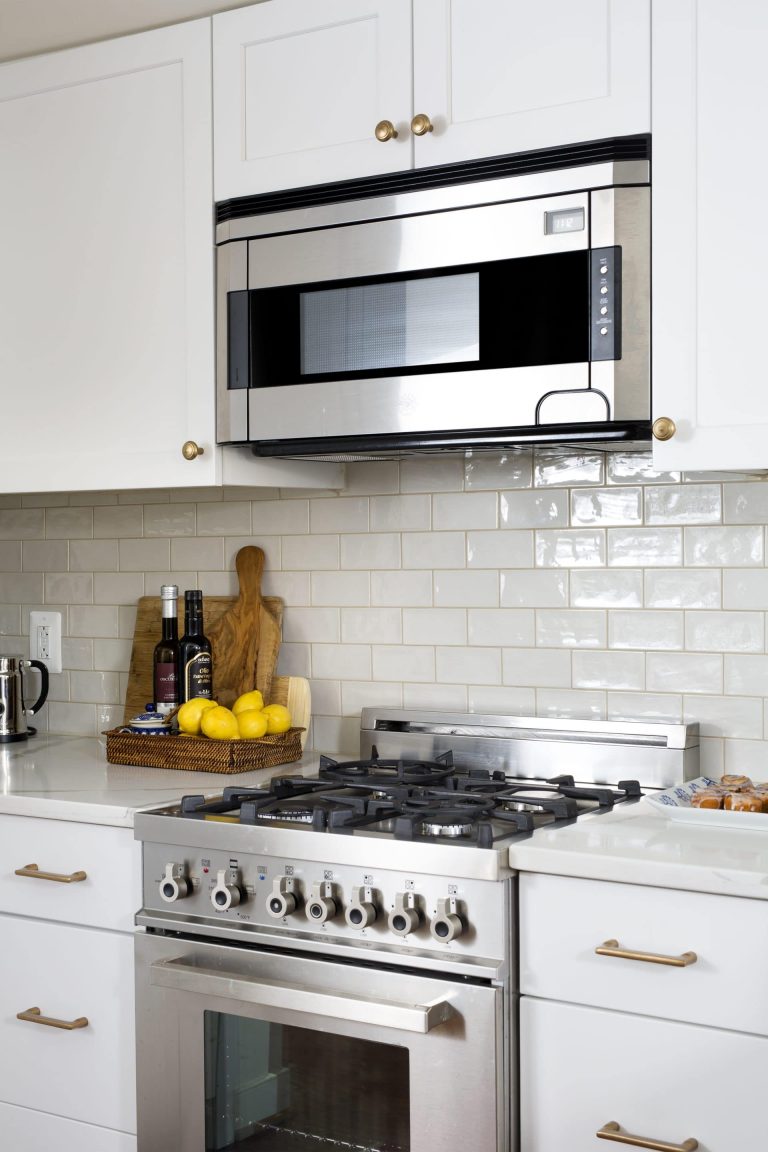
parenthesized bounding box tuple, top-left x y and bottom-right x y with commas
(176, 691, 292, 741)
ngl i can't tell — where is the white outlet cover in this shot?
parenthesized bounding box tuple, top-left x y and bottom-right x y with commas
(29, 610, 62, 674)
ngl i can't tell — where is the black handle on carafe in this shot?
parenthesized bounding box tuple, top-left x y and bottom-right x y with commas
(25, 659, 49, 715)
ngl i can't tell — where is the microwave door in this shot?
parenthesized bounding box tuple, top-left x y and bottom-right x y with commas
(239, 193, 591, 447)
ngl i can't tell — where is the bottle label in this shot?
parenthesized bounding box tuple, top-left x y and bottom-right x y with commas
(154, 663, 178, 714)
(184, 651, 213, 699)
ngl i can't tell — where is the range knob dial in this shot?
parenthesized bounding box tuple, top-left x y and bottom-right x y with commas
(388, 891, 421, 937)
(211, 868, 243, 911)
(345, 885, 378, 929)
(159, 862, 191, 903)
(430, 896, 465, 942)
(267, 876, 300, 919)
(306, 881, 337, 924)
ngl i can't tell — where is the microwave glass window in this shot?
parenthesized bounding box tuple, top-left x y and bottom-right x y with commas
(204, 1010, 410, 1151)
(300, 273, 480, 375)
(245, 251, 588, 389)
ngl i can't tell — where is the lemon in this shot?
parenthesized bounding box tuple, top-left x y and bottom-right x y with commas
(232, 690, 265, 716)
(200, 705, 239, 741)
(237, 709, 269, 739)
(260, 703, 292, 734)
(177, 697, 218, 736)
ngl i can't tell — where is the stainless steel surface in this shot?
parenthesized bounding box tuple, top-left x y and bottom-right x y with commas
(216, 160, 650, 243)
(245, 192, 589, 290)
(0, 655, 49, 740)
(149, 955, 455, 1032)
(216, 159, 650, 453)
(135, 931, 508, 1152)
(359, 710, 699, 789)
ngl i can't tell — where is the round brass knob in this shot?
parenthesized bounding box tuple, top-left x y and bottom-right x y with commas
(181, 440, 205, 460)
(374, 119, 398, 142)
(410, 113, 434, 136)
(651, 417, 676, 442)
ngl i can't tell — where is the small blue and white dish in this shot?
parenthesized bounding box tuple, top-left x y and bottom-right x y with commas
(122, 705, 172, 736)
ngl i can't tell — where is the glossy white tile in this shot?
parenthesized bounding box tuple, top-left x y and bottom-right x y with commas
(571, 487, 642, 526)
(403, 531, 466, 569)
(433, 492, 498, 530)
(372, 645, 435, 682)
(502, 647, 571, 688)
(403, 607, 465, 645)
(312, 571, 370, 607)
(283, 607, 341, 644)
(341, 533, 400, 570)
(370, 494, 431, 532)
(500, 570, 567, 608)
(685, 611, 764, 653)
(683, 695, 763, 739)
(534, 449, 603, 487)
(500, 490, 568, 528)
(572, 650, 645, 690)
(464, 450, 532, 490)
(646, 652, 723, 694)
(311, 497, 369, 534)
(645, 483, 721, 525)
(467, 608, 534, 647)
(722, 569, 768, 610)
(609, 610, 684, 650)
(684, 525, 763, 566)
(535, 689, 606, 719)
(250, 499, 309, 535)
(535, 609, 606, 648)
(536, 529, 605, 567)
(436, 569, 499, 607)
(607, 691, 683, 723)
(342, 607, 402, 644)
(607, 527, 683, 567)
(644, 569, 721, 609)
(468, 685, 536, 714)
(724, 654, 768, 696)
(467, 530, 533, 569)
(436, 646, 501, 684)
(570, 569, 641, 608)
(371, 570, 431, 607)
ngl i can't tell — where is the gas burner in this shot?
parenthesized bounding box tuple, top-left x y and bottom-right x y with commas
(319, 749, 456, 788)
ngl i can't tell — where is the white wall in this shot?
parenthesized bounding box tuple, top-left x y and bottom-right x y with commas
(0, 448, 766, 773)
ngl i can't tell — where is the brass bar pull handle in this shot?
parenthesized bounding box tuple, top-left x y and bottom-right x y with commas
(17, 1006, 89, 1031)
(14, 863, 87, 884)
(596, 939, 697, 967)
(597, 1120, 698, 1151)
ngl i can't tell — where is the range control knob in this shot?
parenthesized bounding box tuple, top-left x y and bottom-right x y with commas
(430, 896, 465, 942)
(267, 876, 299, 919)
(345, 885, 378, 929)
(388, 891, 421, 937)
(306, 881, 337, 924)
(159, 862, 191, 903)
(211, 869, 243, 911)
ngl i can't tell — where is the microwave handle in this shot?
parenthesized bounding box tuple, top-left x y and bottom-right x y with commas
(150, 956, 454, 1034)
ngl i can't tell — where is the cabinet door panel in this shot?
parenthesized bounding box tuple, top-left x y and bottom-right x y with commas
(0, 1102, 135, 1152)
(414, 0, 650, 168)
(213, 0, 413, 199)
(0, 20, 217, 491)
(653, 0, 768, 469)
(0, 815, 140, 932)
(0, 916, 135, 1132)
(521, 998, 768, 1151)
(519, 873, 768, 1035)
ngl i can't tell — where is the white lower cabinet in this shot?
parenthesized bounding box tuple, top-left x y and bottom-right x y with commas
(0, 813, 138, 1148)
(0, 914, 136, 1133)
(521, 997, 768, 1151)
(519, 872, 768, 1151)
(0, 1102, 135, 1152)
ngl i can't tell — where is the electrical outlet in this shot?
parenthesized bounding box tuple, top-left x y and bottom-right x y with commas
(29, 611, 62, 674)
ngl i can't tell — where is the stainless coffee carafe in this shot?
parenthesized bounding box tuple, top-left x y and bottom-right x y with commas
(0, 656, 49, 742)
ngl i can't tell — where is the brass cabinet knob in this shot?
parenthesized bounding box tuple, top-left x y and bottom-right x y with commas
(410, 113, 434, 136)
(181, 440, 205, 460)
(652, 417, 676, 442)
(374, 119, 398, 142)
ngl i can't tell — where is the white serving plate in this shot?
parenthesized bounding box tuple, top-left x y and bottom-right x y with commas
(647, 775, 768, 830)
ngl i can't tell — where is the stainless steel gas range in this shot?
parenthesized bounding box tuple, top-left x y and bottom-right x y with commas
(134, 711, 698, 1152)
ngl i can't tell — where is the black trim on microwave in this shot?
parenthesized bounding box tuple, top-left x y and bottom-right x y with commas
(247, 421, 653, 459)
(216, 134, 651, 224)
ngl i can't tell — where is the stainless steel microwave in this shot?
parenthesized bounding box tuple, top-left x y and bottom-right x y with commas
(215, 141, 650, 457)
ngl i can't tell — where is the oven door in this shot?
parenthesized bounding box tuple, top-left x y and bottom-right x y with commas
(136, 932, 508, 1152)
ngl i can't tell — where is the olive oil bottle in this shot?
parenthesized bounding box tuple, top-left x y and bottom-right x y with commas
(153, 584, 179, 715)
(178, 589, 213, 703)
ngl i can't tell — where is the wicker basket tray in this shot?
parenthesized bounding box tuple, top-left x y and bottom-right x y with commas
(103, 727, 305, 773)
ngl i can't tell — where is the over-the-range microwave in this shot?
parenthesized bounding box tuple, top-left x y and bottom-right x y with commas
(215, 137, 650, 459)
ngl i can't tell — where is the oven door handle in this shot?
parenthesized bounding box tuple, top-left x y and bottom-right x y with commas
(149, 956, 455, 1034)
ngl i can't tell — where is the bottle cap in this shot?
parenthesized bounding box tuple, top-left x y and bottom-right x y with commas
(184, 589, 203, 603)
(160, 584, 179, 600)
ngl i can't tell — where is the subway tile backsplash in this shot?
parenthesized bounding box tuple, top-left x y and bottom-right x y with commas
(5, 448, 768, 770)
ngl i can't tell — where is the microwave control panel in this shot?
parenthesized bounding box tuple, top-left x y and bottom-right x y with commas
(590, 245, 622, 362)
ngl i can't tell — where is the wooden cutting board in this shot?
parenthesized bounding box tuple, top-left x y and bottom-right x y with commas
(125, 546, 283, 722)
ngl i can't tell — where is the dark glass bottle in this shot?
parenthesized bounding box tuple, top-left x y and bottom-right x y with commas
(178, 589, 213, 703)
(153, 584, 179, 715)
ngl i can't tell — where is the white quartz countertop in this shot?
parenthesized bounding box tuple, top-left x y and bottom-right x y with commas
(0, 733, 322, 828)
(4, 737, 768, 900)
(508, 798, 768, 901)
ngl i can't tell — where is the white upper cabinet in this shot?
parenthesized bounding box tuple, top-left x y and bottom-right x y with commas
(652, 1, 768, 470)
(0, 20, 220, 492)
(413, 0, 650, 169)
(213, 0, 414, 199)
(213, 0, 650, 201)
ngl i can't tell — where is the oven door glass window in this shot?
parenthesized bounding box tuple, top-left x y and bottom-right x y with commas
(241, 251, 588, 389)
(204, 1010, 410, 1151)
